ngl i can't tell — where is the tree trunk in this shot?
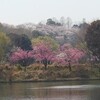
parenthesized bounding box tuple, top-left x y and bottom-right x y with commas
(43, 59, 48, 70)
(44, 63, 47, 70)
(68, 62, 72, 71)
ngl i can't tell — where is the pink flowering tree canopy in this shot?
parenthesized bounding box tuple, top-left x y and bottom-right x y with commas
(9, 48, 35, 67)
(34, 43, 54, 69)
(53, 44, 85, 71)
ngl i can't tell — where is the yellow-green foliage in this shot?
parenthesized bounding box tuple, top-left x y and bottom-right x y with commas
(32, 36, 59, 50)
(0, 32, 10, 61)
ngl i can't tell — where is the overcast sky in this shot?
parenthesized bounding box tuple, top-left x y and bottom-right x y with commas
(0, 0, 100, 25)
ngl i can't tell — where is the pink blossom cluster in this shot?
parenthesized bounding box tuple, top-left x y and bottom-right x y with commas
(9, 43, 85, 67)
(9, 48, 34, 63)
(53, 45, 85, 66)
(34, 43, 54, 62)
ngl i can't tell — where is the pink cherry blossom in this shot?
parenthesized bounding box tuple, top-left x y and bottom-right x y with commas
(53, 44, 85, 71)
(34, 43, 54, 69)
(9, 48, 34, 66)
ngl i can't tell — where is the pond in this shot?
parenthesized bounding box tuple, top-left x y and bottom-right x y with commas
(0, 80, 100, 100)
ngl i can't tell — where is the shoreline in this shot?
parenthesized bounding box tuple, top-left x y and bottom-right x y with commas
(0, 78, 100, 83)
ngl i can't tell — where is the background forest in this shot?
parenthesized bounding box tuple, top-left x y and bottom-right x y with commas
(0, 18, 100, 82)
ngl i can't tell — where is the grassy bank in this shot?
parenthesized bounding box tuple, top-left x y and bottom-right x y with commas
(0, 63, 100, 82)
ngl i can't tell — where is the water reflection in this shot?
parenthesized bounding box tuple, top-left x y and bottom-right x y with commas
(28, 87, 89, 100)
(0, 81, 100, 100)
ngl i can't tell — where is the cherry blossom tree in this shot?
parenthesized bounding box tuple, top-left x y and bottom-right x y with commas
(54, 44, 85, 71)
(9, 48, 34, 70)
(34, 43, 54, 70)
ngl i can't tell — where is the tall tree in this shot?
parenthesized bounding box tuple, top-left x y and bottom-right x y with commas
(46, 18, 56, 25)
(85, 20, 100, 59)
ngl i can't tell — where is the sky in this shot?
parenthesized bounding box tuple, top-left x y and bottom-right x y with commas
(0, 0, 100, 25)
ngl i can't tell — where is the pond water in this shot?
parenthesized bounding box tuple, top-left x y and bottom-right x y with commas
(0, 80, 100, 100)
